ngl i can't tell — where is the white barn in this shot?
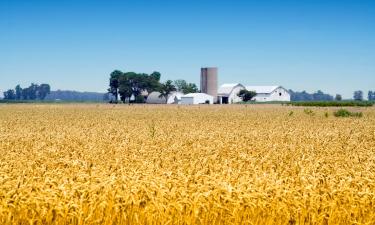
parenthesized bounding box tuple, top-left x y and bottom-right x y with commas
(181, 93, 214, 105)
(245, 86, 290, 102)
(217, 83, 245, 104)
(146, 91, 183, 104)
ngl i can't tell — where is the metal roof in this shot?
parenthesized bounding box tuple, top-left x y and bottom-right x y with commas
(218, 83, 245, 95)
(182, 93, 213, 98)
(245, 86, 280, 94)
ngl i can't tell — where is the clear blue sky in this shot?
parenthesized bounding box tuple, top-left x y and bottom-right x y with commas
(1, 0, 374, 98)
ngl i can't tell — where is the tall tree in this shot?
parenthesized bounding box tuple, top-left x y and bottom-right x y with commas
(15, 85, 22, 100)
(353, 90, 363, 101)
(38, 84, 51, 100)
(118, 73, 132, 103)
(335, 94, 342, 101)
(150, 71, 161, 82)
(174, 79, 187, 92)
(3, 89, 16, 100)
(159, 80, 176, 103)
(174, 79, 198, 94)
(108, 70, 122, 102)
(368, 91, 374, 101)
(182, 83, 198, 94)
(27, 83, 39, 100)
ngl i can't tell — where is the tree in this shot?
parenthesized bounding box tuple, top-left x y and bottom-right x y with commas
(353, 90, 363, 101)
(27, 83, 39, 100)
(238, 89, 257, 102)
(118, 73, 132, 103)
(3, 89, 16, 100)
(150, 71, 161, 82)
(38, 84, 51, 100)
(174, 79, 198, 94)
(159, 80, 176, 103)
(368, 91, 374, 101)
(183, 83, 198, 94)
(108, 70, 122, 102)
(335, 94, 342, 101)
(15, 85, 22, 100)
(174, 79, 187, 92)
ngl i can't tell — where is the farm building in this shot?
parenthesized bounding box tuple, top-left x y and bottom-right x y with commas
(217, 83, 245, 104)
(146, 91, 183, 104)
(245, 86, 290, 102)
(181, 93, 214, 105)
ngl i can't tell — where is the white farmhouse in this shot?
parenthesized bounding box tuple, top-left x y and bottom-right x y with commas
(181, 93, 214, 105)
(245, 86, 290, 102)
(146, 91, 183, 104)
(217, 83, 245, 104)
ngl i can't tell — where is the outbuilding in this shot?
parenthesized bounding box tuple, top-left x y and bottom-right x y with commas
(245, 86, 290, 102)
(180, 93, 214, 105)
(217, 83, 245, 104)
(146, 91, 183, 104)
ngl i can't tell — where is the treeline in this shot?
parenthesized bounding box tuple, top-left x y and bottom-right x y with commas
(3, 83, 51, 100)
(45, 90, 107, 102)
(288, 90, 334, 101)
(108, 70, 198, 103)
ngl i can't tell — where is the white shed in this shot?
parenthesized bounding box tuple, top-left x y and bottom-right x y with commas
(181, 93, 214, 105)
(218, 83, 245, 104)
(146, 91, 183, 104)
(245, 86, 290, 102)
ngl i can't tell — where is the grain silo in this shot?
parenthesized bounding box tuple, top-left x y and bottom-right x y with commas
(200, 67, 218, 102)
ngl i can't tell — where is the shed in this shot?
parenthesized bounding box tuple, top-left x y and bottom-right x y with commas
(180, 93, 214, 105)
(146, 91, 183, 104)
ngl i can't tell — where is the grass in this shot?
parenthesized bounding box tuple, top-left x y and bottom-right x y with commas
(334, 108, 363, 117)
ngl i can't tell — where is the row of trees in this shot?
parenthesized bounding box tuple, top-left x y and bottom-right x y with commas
(353, 90, 375, 101)
(366, 91, 375, 101)
(108, 70, 198, 103)
(3, 83, 51, 100)
(289, 90, 334, 101)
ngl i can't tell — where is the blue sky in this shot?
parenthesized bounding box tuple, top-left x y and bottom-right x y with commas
(1, 0, 374, 98)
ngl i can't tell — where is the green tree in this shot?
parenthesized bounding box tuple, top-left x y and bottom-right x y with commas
(28, 83, 39, 100)
(108, 70, 122, 102)
(3, 89, 16, 100)
(15, 85, 22, 100)
(238, 89, 257, 102)
(150, 71, 161, 82)
(159, 80, 176, 103)
(118, 73, 132, 103)
(174, 79, 187, 92)
(174, 79, 198, 94)
(335, 94, 342, 101)
(183, 83, 198, 94)
(353, 90, 363, 101)
(38, 84, 51, 100)
(368, 91, 374, 101)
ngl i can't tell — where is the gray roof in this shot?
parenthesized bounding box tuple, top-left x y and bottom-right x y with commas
(245, 86, 281, 94)
(218, 83, 245, 96)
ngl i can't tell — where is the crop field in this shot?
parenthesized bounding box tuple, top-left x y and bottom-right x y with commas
(0, 104, 374, 225)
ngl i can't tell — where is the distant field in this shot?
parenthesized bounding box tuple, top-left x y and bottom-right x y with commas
(287, 101, 374, 107)
(0, 104, 374, 224)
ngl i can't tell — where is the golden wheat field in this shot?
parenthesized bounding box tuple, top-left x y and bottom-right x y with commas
(0, 104, 374, 225)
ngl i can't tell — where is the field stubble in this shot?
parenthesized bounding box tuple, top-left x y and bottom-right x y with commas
(0, 104, 374, 224)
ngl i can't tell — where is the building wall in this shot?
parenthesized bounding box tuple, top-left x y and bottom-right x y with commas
(228, 86, 245, 104)
(181, 94, 214, 104)
(200, 68, 218, 102)
(181, 97, 194, 105)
